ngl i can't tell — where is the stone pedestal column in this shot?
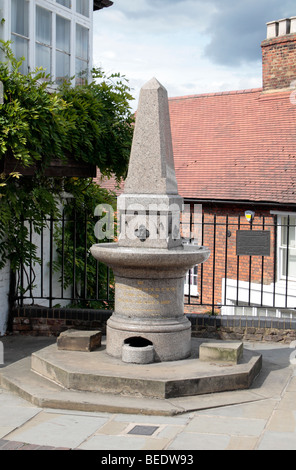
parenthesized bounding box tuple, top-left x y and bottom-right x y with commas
(106, 275, 191, 362)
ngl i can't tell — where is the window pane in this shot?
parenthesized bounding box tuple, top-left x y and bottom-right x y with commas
(36, 44, 51, 74)
(11, 0, 29, 37)
(56, 15, 70, 53)
(36, 6, 52, 46)
(76, 24, 89, 60)
(234, 307, 244, 316)
(56, 50, 70, 84)
(56, 0, 71, 8)
(76, 0, 90, 17)
(281, 216, 296, 248)
(266, 309, 277, 318)
(258, 308, 267, 317)
(281, 310, 292, 319)
(11, 36, 28, 74)
(281, 248, 296, 278)
(75, 58, 88, 85)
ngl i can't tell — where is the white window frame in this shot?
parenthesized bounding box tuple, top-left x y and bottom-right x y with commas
(55, 12, 71, 84)
(5, 0, 93, 84)
(10, 0, 30, 74)
(35, 4, 53, 78)
(222, 302, 296, 320)
(184, 265, 199, 297)
(271, 211, 296, 282)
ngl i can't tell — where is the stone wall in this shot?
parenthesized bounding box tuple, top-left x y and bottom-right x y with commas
(9, 307, 296, 344)
(189, 314, 296, 344)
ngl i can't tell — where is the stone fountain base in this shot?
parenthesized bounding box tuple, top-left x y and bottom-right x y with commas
(107, 315, 192, 363)
(27, 338, 261, 399)
(0, 337, 262, 415)
(90, 243, 210, 363)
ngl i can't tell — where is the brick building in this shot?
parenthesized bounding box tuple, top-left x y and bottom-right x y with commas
(98, 17, 296, 320)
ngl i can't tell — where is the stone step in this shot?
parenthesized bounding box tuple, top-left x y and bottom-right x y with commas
(0, 338, 263, 416)
(0, 354, 266, 416)
(0, 357, 180, 416)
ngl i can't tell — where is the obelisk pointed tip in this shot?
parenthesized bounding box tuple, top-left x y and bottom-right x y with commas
(142, 77, 166, 91)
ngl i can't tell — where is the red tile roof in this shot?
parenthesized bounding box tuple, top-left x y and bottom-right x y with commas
(170, 88, 296, 204)
(97, 87, 296, 205)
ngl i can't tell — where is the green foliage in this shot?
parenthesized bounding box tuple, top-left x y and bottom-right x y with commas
(0, 43, 134, 307)
(0, 41, 70, 171)
(59, 68, 134, 181)
(0, 40, 134, 180)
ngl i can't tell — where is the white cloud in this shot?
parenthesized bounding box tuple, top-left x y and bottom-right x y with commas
(92, 0, 294, 109)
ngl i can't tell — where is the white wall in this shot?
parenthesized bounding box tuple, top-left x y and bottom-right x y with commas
(221, 277, 296, 318)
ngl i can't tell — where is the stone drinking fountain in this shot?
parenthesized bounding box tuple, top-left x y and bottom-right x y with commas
(90, 78, 210, 363)
(0, 79, 262, 415)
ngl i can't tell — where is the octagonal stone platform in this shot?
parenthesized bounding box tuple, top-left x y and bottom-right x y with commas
(29, 338, 262, 400)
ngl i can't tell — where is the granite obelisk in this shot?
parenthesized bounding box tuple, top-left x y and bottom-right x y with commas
(118, 78, 183, 249)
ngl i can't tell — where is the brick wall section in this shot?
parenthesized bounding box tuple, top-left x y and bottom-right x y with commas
(185, 204, 276, 308)
(12, 307, 112, 337)
(262, 34, 296, 91)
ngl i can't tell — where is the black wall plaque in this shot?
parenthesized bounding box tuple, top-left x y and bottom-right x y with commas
(236, 230, 271, 256)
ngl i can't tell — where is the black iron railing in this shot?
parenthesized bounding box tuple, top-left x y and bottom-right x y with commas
(15, 210, 296, 318)
(15, 210, 113, 309)
(182, 211, 296, 318)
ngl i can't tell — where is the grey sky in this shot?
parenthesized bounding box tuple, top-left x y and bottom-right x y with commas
(205, 0, 296, 65)
(93, 0, 296, 107)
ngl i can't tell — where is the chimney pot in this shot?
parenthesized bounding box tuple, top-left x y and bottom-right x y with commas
(267, 21, 278, 39)
(278, 18, 291, 36)
(290, 17, 296, 34)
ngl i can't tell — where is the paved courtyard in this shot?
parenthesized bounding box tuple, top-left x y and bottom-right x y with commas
(0, 336, 295, 451)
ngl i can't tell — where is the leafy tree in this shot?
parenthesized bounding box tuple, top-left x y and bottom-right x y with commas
(59, 68, 134, 181)
(0, 41, 134, 182)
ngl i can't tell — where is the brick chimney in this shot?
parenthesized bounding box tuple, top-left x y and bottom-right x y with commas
(262, 17, 296, 91)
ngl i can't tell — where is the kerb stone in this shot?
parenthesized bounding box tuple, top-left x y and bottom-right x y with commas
(57, 329, 102, 352)
(199, 342, 243, 364)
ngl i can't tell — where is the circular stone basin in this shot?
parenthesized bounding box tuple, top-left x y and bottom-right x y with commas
(90, 243, 211, 278)
(122, 337, 154, 364)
